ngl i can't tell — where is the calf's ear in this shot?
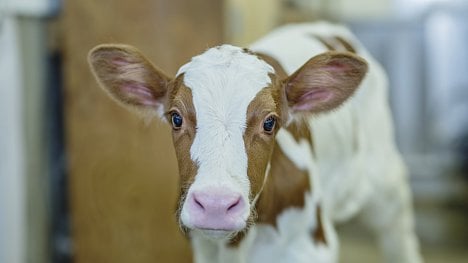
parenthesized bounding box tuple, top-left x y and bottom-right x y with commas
(283, 51, 368, 114)
(88, 44, 171, 117)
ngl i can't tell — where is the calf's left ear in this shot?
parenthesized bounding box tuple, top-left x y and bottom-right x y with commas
(283, 51, 368, 114)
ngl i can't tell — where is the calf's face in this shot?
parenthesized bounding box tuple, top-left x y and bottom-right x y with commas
(88, 44, 367, 239)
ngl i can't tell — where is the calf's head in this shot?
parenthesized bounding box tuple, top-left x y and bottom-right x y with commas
(88, 44, 367, 239)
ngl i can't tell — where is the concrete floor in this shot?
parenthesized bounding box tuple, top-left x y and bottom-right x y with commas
(338, 217, 468, 263)
(340, 235, 468, 263)
(338, 171, 468, 262)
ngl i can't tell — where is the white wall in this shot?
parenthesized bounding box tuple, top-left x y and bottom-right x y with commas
(0, 1, 56, 262)
(0, 17, 27, 263)
(292, 0, 393, 20)
(333, 0, 393, 20)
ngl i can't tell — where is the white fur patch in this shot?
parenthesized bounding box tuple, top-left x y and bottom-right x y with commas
(177, 45, 274, 220)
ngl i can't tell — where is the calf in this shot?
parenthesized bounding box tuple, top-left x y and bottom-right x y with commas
(88, 22, 422, 262)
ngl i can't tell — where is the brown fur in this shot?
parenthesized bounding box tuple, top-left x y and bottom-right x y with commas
(311, 34, 357, 54)
(257, 53, 315, 152)
(243, 86, 283, 200)
(254, 53, 292, 124)
(228, 83, 313, 246)
(228, 138, 314, 247)
(166, 78, 199, 234)
(312, 34, 336, 51)
(334, 36, 357, 53)
(286, 120, 314, 147)
(229, 136, 323, 247)
(312, 206, 327, 245)
(255, 53, 288, 80)
(256, 143, 311, 226)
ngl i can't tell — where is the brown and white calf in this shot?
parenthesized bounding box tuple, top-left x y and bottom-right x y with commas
(88, 23, 422, 263)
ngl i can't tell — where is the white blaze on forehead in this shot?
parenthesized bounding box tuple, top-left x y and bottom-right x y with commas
(177, 45, 274, 196)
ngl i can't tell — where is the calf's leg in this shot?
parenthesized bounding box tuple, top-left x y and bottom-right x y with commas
(359, 161, 423, 263)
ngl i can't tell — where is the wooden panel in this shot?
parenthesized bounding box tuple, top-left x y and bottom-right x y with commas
(62, 1, 223, 262)
(224, 0, 280, 46)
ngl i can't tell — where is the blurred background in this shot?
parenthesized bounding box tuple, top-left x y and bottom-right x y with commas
(0, 0, 467, 262)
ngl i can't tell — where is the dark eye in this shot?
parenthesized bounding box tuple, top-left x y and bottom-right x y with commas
(263, 116, 276, 133)
(171, 112, 183, 129)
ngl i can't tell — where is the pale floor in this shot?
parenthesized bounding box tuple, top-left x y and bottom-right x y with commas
(339, 218, 468, 263)
(340, 235, 468, 263)
(339, 173, 468, 262)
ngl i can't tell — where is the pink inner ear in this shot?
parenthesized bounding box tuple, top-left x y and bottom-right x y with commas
(112, 57, 131, 66)
(120, 83, 159, 106)
(293, 88, 333, 111)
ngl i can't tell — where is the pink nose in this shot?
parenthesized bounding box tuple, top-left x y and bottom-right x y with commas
(186, 190, 246, 231)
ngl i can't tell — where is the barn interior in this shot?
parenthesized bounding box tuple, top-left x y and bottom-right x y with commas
(1, 0, 467, 262)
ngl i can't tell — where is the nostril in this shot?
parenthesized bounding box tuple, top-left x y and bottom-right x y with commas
(227, 198, 240, 212)
(193, 197, 205, 211)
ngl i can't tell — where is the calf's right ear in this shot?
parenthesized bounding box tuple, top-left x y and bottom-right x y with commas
(88, 44, 171, 117)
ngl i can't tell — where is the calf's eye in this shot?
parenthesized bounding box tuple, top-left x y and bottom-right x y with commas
(263, 116, 276, 133)
(171, 112, 183, 129)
